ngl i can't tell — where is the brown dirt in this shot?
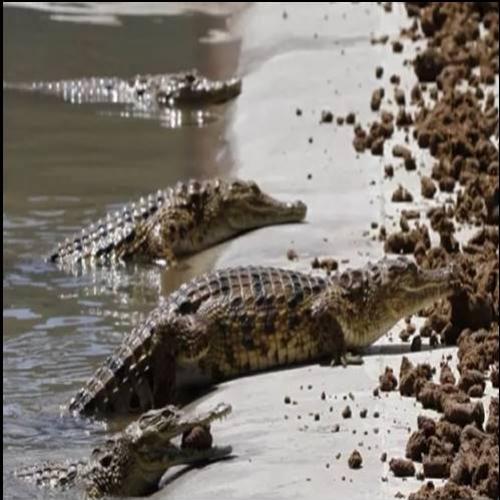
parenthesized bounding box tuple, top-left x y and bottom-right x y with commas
(391, 184, 414, 202)
(379, 366, 398, 392)
(342, 2, 498, 496)
(409, 481, 480, 500)
(398, 356, 434, 397)
(420, 176, 437, 199)
(389, 457, 416, 477)
(310, 257, 338, 274)
(363, 3, 500, 376)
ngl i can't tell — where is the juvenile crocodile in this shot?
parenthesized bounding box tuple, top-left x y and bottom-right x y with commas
(49, 178, 307, 267)
(69, 257, 456, 415)
(16, 402, 232, 498)
(7, 70, 241, 109)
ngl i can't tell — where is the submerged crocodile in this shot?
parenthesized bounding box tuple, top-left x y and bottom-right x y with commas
(69, 257, 456, 415)
(49, 178, 307, 267)
(7, 70, 241, 109)
(16, 402, 232, 498)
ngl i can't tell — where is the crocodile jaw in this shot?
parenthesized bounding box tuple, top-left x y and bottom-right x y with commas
(335, 258, 456, 348)
(130, 402, 232, 445)
(175, 74, 242, 105)
(227, 195, 307, 231)
(128, 403, 232, 493)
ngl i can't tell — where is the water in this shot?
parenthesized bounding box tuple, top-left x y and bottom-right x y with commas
(3, 4, 244, 497)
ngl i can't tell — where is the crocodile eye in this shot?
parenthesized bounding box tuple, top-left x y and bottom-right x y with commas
(407, 262, 418, 273)
(248, 181, 261, 195)
(230, 180, 246, 192)
(99, 454, 112, 468)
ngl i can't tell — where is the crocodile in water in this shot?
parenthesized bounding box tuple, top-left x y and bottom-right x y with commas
(6, 70, 242, 109)
(49, 178, 307, 267)
(69, 257, 456, 415)
(16, 402, 232, 498)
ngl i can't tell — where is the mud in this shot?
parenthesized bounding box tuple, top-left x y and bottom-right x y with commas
(372, 7, 500, 486)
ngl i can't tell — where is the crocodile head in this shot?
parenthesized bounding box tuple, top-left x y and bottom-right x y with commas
(156, 71, 242, 106)
(17, 403, 232, 498)
(220, 179, 307, 231)
(171, 179, 307, 255)
(331, 257, 457, 347)
(104, 401, 232, 497)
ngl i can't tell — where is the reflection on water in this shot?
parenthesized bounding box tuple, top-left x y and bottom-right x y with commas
(3, 4, 242, 498)
(5, 70, 241, 127)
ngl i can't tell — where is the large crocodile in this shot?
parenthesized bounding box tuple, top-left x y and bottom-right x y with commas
(16, 402, 232, 498)
(6, 70, 242, 109)
(49, 178, 307, 267)
(69, 257, 457, 415)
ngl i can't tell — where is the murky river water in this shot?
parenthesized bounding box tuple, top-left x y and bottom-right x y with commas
(3, 4, 247, 497)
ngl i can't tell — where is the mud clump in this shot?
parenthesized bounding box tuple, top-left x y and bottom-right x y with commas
(311, 257, 338, 274)
(392, 144, 416, 170)
(491, 364, 499, 389)
(342, 405, 352, 419)
(371, 88, 385, 111)
(413, 48, 446, 83)
(457, 329, 499, 373)
(457, 369, 485, 397)
(286, 249, 298, 261)
(485, 397, 498, 435)
(420, 176, 437, 199)
(385, 224, 430, 255)
(320, 110, 333, 124)
(379, 366, 398, 392)
(399, 356, 434, 397)
(442, 398, 484, 428)
(348, 450, 363, 469)
(377, 3, 499, 499)
(384, 164, 394, 178)
(389, 458, 416, 477)
(352, 119, 393, 155)
(391, 184, 414, 203)
(439, 363, 456, 386)
(409, 481, 481, 500)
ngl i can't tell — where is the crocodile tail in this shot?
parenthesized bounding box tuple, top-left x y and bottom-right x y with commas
(68, 307, 177, 415)
(48, 189, 170, 264)
(16, 461, 83, 489)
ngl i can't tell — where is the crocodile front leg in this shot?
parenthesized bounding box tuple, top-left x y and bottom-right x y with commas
(312, 295, 363, 367)
(143, 220, 178, 266)
(144, 207, 203, 264)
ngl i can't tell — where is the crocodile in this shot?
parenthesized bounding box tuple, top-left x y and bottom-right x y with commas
(16, 402, 232, 498)
(69, 257, 457, 416)
(6, 70, 242, 109)
(49, 178, 307, 267)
